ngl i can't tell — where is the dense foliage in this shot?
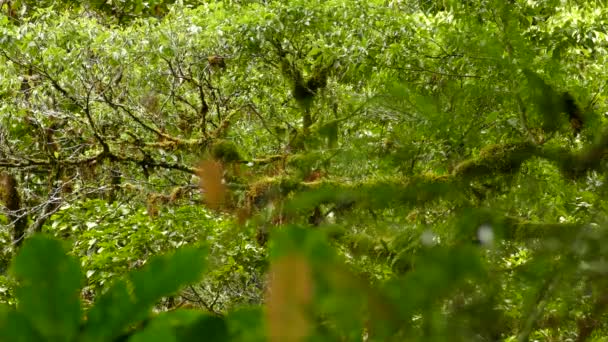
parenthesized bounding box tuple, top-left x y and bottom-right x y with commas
(1, 0, 608, 340)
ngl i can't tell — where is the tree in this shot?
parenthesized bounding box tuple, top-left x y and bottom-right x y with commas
(1, 0, 608, 340)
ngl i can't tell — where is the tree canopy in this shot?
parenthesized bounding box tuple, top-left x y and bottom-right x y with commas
(1, 0, 608, 341)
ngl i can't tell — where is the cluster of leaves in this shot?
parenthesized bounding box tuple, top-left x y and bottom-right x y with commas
(40, 200, 266, 313)
(0, 234, 231, 341)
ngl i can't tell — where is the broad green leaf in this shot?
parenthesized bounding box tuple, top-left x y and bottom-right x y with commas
(128, 321, 177, 342)
(175, 315, 228, 341)
(385, 245, 485, 317)
(130, 246, 208, 305)
(11, 235, 82, 342)
(128, 310, 229, 342)
(270, 225, 335, 266)
(79, 280, 135, 342)
(226, 307, 266, 342)
(81, 246, 207, 341)
(0, 305, 43, 342)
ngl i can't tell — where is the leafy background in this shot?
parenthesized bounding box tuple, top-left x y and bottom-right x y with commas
(0, 0, 608, 341)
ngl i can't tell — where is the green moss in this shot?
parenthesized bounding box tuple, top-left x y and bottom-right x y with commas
(501, 216, 580, 241)
(249, 174, 459, 214)
(342, 233, 393, 259)
(454, 142, 537, 178)
(417, 173, 452, 184)
(286, 153, 316, 170)
(211, 139, 242, 163)
(247, 175, 301, 209)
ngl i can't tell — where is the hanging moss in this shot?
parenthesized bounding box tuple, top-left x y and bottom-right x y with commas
(211, 139, 243, 163)
(292, 66, 330, 109)
(305, 67, 329, 93)
(292, 71, 315, 109)
(293, 80, 315, 105)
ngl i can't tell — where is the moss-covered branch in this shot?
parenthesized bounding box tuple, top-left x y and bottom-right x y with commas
(244, 133, 608, 221)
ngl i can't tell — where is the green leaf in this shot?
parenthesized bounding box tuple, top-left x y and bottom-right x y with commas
(79, 280, 135, 342)
(226, 307, 266, 342)
(129, 246, 208, 305)
(128, 310, 229, 342)
(270, 225, 335, 266)
(128, 321, 177, 342)
(80, 246, 208, 341)
(0, 305, 43, 342)
(386, 245, 485, 317)
(10, 235, 82, 342)
(175, 314, 228, 341)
